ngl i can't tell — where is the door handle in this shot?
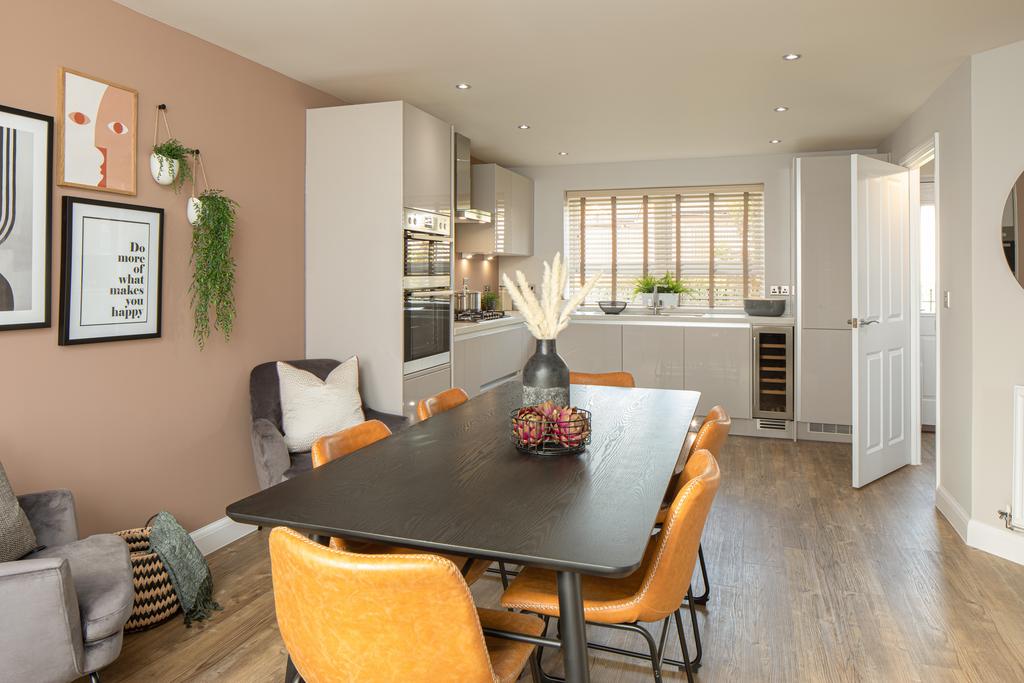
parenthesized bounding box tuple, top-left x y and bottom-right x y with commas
(847, 317, 879, 328)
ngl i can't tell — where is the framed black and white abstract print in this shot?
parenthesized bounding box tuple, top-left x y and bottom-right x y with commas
(0, 104, 53, 331)
(59, 196, 163, 345)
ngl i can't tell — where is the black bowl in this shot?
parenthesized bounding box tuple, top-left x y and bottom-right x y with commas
(598, 300, 627, 315)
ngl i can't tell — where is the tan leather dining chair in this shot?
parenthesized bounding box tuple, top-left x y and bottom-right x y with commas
(569, 370, 636, 388)
(659, 405, 730, 611)
(311, 420, 487, 585)
(270, 526, 544, 683)
(501, 449, 721, 682)
(417, 387, 469, 421)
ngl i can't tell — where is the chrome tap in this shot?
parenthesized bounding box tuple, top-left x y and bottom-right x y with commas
(650, 284, 662, 315)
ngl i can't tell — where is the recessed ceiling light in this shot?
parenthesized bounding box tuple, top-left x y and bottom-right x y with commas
(774, 106, 789, 112)
(517, 123, 530, 130)
(455, 83, 472, 90)
(462, 253, 475, 259)
(557, 151, 568, 156)
(782, 53, 802, 61)
(769, 139, 782, 144)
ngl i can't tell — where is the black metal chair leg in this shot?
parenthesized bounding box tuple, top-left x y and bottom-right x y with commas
(284, 655, 303, 683)
(673, 609, 695, 683)
(692, 544, 711, 605)
(528, 648, 543, 683)
(634, 619, 666, 683)
(89, 674, 101, 683)
(686, 587, 703, 669)
(498, 561, 511, 589)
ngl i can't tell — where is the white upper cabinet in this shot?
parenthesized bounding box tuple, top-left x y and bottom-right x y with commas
(456, 164, 534, 255)
(402, 103, 452, 214)
(798, 155, 852, 330)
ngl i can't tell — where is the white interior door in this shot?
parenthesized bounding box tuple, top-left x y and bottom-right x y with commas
(851, 155, 917, 488)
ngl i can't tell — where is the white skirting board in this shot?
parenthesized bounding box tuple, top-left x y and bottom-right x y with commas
(967, 520, 1024, 566)
(190, 516, 257, 556)
(934, 485, 969, 541)
(935, 485, 1024, 566)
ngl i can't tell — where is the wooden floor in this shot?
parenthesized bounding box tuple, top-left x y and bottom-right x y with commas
(90, 434, 1024, 682)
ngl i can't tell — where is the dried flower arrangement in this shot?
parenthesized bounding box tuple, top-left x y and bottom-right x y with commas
(501, 252, 601, 340)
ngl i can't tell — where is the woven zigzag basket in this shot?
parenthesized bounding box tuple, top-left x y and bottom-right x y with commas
(114, 526, 181, 632)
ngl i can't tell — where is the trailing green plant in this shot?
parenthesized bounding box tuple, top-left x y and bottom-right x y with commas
(633, 273, 694, 296)
(152, 138, 193, 192)
(190, 189, 238, 348)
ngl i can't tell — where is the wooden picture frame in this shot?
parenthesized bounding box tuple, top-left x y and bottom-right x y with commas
(59, 196, 163, 345)
(0, 104, 53, 331)
(57, 68, 138, 196)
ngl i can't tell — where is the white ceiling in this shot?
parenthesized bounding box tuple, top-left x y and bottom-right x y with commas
(117, 0, 1024, 167)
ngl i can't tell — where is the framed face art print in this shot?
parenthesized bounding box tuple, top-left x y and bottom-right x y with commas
(0, 104, 53, 330)
(58, 68, 137, 195)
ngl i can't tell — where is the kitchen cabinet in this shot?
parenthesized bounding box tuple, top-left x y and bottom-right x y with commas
(403, 366, 452, 421)
(455, 164, 534, 256)
(796, 154, 854, 433)
(799, 328, 852, 425)
(684, 327, 752, 419)
(557, 323, 622, 374)
(454, 325, 526, 397)
(622, 326, 685, 389)
(403, 103, 452, 214)
(798, 155, 852, 330)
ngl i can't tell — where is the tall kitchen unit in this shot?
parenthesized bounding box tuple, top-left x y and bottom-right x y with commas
(306, 101, 453, 418)
(796, 155, 854, 442)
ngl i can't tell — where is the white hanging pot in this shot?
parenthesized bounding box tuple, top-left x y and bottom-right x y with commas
(187, 196, 203, 226)
(150, 152, 179, 185)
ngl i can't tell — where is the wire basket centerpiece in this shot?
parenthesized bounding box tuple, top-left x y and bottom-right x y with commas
(510, 402, 592, 456)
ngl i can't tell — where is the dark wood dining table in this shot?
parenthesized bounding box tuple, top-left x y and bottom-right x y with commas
(227, 381, 700, 683)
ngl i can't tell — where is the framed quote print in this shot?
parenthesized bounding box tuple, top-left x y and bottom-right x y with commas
(59, 196, 163, 345)
(57, 68, 138, 195)
(0, 104, 53, 331)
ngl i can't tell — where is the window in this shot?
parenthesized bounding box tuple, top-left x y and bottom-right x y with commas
(565, 185, 765, 308)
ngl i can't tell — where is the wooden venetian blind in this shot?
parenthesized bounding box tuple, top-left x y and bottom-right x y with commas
(565, 184, 765, 307)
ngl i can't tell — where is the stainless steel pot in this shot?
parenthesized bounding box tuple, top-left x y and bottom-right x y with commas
(454, 291, 481, 313)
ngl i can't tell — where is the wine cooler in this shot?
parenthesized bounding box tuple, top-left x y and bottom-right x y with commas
(752, 325, 793, 420)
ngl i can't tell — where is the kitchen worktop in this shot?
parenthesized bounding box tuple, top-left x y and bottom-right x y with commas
(454, 309, 793, 340)
(454, 312, 526, 338)
(572, 309, 795, 327)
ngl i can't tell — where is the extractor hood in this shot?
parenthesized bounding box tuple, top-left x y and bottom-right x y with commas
(454, 133, 492, 224)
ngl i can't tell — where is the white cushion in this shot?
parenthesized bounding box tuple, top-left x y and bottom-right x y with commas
(277, 359, 365, 453)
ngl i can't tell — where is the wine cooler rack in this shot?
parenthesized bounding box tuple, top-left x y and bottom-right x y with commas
(752, 326, 793, 420)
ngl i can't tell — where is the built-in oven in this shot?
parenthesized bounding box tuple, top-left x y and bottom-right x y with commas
(403, 288, 452, 375)
(403, 230, 452, 290)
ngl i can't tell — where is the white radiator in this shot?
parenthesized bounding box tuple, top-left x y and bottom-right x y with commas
(1010, 386, 1024, 530)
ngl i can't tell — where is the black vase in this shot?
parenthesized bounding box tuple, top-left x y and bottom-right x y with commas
(522, 338, 570, 406)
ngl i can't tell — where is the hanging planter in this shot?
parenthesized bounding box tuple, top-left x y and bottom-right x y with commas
(189, 151, 239, 348)
(186, 149, 204, 226)
(149, 105, 192, 192)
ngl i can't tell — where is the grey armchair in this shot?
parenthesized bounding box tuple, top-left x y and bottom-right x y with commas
(249, 359, 409, 489)
(1, 489, 133, 683)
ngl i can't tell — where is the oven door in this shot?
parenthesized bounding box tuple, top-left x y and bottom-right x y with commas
(403, 289, 452, 374)
(403, 231, 452, 290)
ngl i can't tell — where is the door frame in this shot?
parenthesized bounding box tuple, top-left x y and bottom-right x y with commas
(898, 133, 939, 480)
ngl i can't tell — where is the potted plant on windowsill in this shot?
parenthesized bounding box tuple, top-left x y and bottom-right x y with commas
(633, 273, 692, 308)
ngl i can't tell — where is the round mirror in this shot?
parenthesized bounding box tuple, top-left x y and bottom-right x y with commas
(1003, 170, 1024, 285)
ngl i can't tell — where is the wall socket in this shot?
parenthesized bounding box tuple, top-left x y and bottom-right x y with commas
(769, 285, 792, 296)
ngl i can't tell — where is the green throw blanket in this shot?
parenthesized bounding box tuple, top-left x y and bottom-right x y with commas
(149, 511, 222, 626)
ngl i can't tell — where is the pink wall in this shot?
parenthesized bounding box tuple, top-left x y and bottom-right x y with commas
(0, 1, 340, 535)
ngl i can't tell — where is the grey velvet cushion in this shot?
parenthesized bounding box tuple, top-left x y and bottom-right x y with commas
(0, 462, 37, 562)
(34, 534, 133, 642)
